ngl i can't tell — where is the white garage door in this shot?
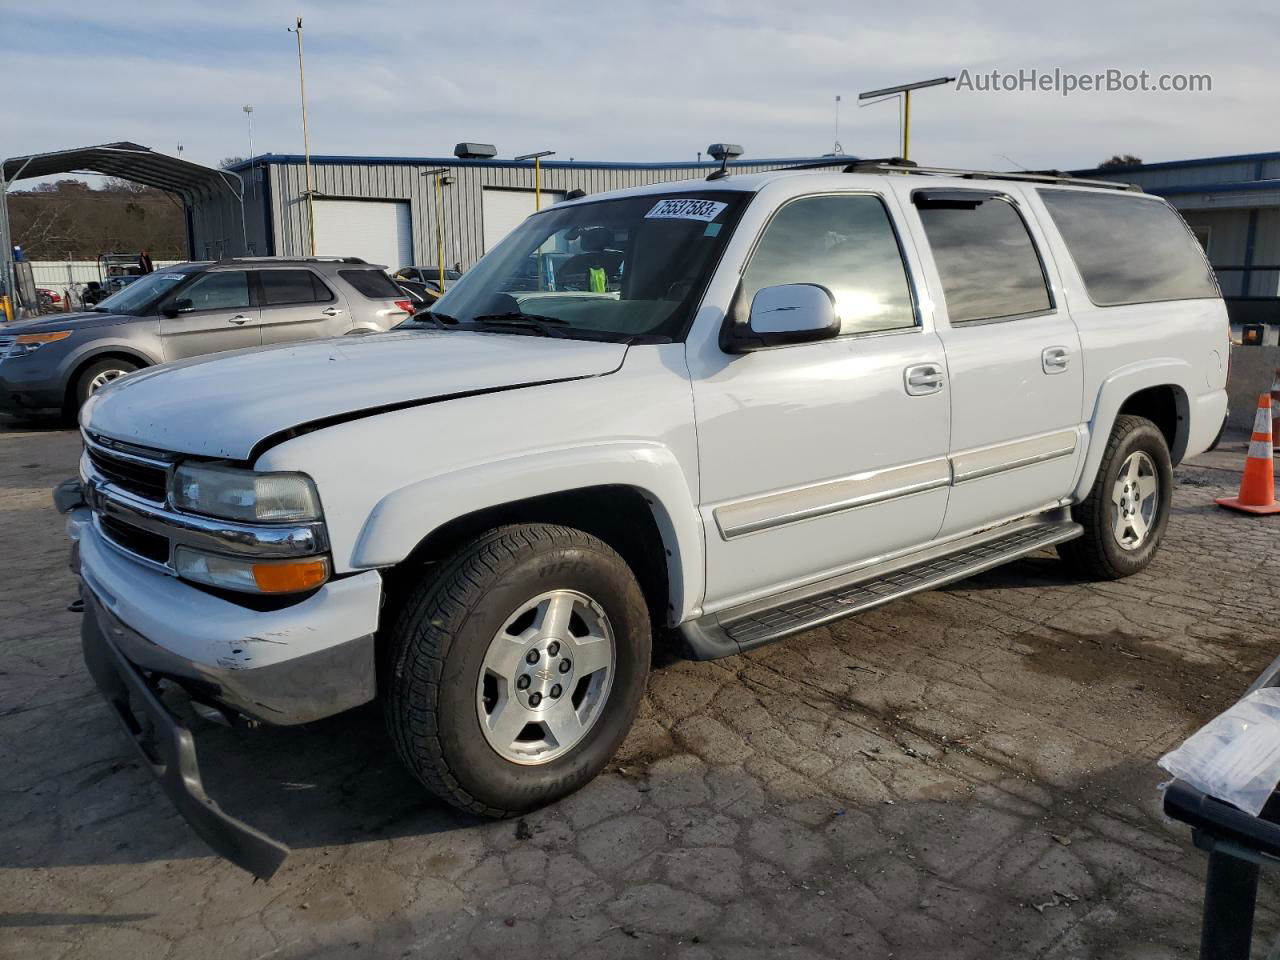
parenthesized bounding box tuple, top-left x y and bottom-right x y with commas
(312, 199, 412, 270)
(482, 188, 564, 252)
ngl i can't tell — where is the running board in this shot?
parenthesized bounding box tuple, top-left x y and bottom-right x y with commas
(680, 516, 1082, 659)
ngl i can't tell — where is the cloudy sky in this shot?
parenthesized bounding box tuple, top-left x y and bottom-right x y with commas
(3, 0, 1276, 174)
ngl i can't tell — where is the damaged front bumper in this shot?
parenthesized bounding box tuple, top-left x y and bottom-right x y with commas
(81, 592, 291, 878)
(62, 489, 383, 877)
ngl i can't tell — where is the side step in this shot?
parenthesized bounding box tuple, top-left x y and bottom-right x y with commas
(680, 516, 1082, 659)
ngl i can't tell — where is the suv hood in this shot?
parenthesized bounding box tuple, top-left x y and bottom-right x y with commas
(83, 330, 628, 460)
(7, 311, 135, 333)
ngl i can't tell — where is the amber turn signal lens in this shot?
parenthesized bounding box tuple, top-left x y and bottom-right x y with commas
(16, 331, 73, 345)
(251, 558, 330, 593)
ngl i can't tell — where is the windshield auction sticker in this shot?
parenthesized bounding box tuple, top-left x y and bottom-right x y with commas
(645, 198, 728, 221)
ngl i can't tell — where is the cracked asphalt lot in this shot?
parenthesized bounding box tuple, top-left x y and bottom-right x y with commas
(3, 417, 1278, 959)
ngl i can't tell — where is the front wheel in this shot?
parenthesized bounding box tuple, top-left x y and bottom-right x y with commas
(1058, 414, 1174, 580)
(72, 357, 139, 412)
(385, 523, 651, 817)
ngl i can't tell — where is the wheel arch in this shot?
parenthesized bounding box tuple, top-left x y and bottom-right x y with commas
(63, 347, 154, 410)
(1073, 360, 1193, 502)
(353, 445, 705, 627)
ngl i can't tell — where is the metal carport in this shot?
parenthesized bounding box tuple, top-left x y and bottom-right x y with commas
(1, 142, 245, 318)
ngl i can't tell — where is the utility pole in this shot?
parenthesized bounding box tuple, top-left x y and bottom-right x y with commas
(288, 17, 316, 255)
(858, 76, 955, 162)
(421, 168, 454, 294)
(833, 94, 843, 154)
(515, 151, 555, 210)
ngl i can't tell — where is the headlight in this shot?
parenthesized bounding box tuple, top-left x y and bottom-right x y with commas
(171, 463, 322, 523)
(174, 546, 330, 594)
(6, 331, 72, 358)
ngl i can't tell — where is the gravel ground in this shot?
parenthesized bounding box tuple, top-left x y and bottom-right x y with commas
(2, 416, 1278, 959)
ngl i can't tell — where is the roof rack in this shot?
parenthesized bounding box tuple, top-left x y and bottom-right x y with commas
(843, 159, 1142, 192)
(216, 256, 369, 264)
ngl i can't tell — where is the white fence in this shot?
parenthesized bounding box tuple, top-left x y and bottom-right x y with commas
(26, 260, 184, 305)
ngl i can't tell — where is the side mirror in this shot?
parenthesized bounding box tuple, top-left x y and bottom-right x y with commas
(727, 283, 840, 352)
(162, 298, 193, 318)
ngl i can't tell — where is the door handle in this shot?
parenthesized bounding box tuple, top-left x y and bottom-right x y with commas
(1042, 346, 1071, 374)
(904, 363, 945, 396)
(227, 315, 250, 325)
(321, 307, 343, 317)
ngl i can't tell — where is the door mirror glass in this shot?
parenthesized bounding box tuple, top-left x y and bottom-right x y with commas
(731, 283, 839, 351)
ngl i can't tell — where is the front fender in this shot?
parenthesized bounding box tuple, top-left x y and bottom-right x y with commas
(1071, 358, 1195, 502)
(351, 441, 706, 622)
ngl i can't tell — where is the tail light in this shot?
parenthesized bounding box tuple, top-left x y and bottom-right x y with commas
(394, 299, 414, 315)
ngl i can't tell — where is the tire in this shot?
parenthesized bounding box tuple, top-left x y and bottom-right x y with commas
(385, 523, 652, 817)
(72, 357, 139, 412)
(1058, 414, 1174, 580)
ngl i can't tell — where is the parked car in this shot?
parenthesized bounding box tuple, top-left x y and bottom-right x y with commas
(392, 277, 440, 311)
(36, 287, 63, 308)
(0, 257, 414, 416)
(393, 265, 461, 293)
(59, 164, 1228, 876)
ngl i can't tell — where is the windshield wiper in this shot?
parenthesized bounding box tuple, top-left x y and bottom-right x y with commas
(407, 310, 460, 330)
(468, 313, 569, 338)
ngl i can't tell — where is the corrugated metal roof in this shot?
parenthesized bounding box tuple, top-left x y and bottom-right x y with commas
(229, 153, 856, 173)
(2, 142, 241, 200)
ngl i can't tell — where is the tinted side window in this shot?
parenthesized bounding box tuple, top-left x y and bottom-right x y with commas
(740, 195, 915, 336)
(181, 271, 250, 311)
(915, 193, 1052, 324)
(260, 269, 333, 305)
(340, 269, 403, 299)
(1038, 190, 1217, 306)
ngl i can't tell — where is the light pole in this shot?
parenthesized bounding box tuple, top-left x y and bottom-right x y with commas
(421, 168, 454, 294)
(833, 94, 843, 154)
(287, 17, 316, 255)
(858, 76, 955, 162)
(243, 105, 256, 199)
(514, 151, 555, 210)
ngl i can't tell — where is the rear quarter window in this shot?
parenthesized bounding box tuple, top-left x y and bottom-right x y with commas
(1037, 190, 1218, 306)
(339, 269, 404, 299)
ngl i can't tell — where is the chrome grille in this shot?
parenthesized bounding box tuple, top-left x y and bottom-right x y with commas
(0, 336, 14, 358)
(83, 433, 172, 504)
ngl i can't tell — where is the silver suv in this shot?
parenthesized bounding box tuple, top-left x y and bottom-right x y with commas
(0, 257, 414, 416)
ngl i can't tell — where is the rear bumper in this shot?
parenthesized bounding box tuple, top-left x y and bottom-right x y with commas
(80, 591, 290, 878)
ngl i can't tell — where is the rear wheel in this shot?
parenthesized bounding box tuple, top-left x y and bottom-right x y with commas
(385, 523, 651, 816)
(1058, 414, 1173, 579)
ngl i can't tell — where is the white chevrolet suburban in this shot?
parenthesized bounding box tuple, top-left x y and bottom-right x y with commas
(58, 159, 1229, 876)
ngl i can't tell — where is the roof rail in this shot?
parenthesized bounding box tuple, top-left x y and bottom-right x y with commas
(846, 159, 1142, 192)
(216, 256, 369, 264)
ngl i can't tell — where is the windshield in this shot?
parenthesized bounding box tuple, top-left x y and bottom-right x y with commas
(414, 192, 748, 341)
(94, 270, 192, 315)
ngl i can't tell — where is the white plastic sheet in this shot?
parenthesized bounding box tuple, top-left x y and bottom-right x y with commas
(1159, 688, 1280, 817)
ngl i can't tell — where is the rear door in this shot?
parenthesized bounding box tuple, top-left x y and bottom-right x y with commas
(256, 268, 351, 345)
(158, 270, 260, 361)
(894, 183, 1084, 537)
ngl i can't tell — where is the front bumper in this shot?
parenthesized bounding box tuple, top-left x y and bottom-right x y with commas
(73, 507, 380, 725)
(0, 357, 67, 411)
(65, 491, 383, 877)
(80, 591, 290, 878)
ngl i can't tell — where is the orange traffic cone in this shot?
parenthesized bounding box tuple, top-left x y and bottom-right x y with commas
(1216, 393, 1280, 515)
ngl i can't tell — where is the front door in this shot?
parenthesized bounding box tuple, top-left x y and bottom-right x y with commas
(895, 183, 1085, 537)
(256, 268, 352, 345)
(691, 191, 951, 614)
(159, 269, 260, 361)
